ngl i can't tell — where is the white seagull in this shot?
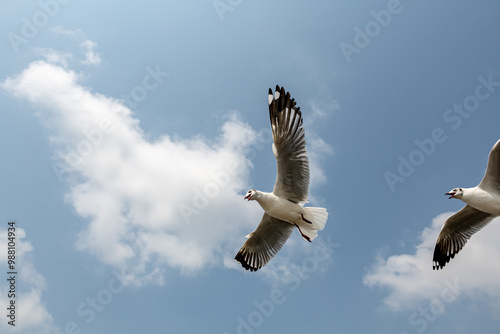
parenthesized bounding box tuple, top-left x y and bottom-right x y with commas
(235, 85, 329, 272)
(433, 139, 500, 270)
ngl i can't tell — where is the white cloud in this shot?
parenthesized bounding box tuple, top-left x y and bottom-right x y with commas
(79, 40, 101, 66)
(306, 98, 339, 122)
(303, 98, 336, 200)
(308, 136, 334, 189)
(364, 212, 500, 313)
(48, 27, 101, 66)
(51, 26, 83, 36)
(2, 60, 331, 284)
(0, 228, 56, 333)
(37, 48, 73, 68)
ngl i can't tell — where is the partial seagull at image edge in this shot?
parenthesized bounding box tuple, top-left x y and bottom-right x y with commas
(433, 139, 500, 270)
(235, 85, 329, 272)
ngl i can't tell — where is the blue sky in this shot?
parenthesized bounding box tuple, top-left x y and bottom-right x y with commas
(1, 0, 500, 333)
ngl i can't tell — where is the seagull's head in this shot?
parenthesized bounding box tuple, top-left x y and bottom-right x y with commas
(244, 189, 258, 201)
(445, 188, 463, 199)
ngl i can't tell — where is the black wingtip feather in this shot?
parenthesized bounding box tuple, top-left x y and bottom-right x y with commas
(235, 250, 259, 272)
(268, 85, 303, 119)
(432, 241, 458, 270)
(432, 246, 450, 270)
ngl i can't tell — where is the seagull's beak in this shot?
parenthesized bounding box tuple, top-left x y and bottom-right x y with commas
(244, 194, 251, 201)
(445, 192, 454, 199)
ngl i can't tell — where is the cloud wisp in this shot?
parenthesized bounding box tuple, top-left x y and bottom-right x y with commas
(0, 228, 56, 333)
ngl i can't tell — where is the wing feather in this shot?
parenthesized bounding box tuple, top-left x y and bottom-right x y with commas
(269, 85, 310, 203)
(478, 139, 500, 192)
(235, 213, 294, 272)
(433, 205, 496, 270)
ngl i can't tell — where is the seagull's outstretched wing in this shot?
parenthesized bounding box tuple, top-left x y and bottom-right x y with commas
(235, 213, 294, 272)
(478, 139, 500, 193)
(269, 85, 310, 203)
(433, 205, 496, 270)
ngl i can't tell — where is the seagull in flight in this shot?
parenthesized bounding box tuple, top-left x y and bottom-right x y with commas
(433, 139, 500, 270)
(235, 85, 329, 272)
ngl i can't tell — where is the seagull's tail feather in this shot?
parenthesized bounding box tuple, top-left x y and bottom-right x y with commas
(298, 207, 328, 241)
(304, 207, 328, 230)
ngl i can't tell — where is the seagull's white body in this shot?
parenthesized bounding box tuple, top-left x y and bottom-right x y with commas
(234, 86, 329, 272)
(254, 191, 305, 222)
(461, 187, 500, 215)
(250, 191, 323, 233)
(433, 139, 500, 270)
